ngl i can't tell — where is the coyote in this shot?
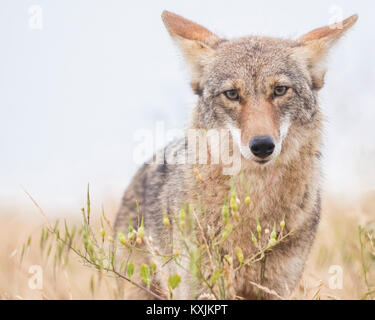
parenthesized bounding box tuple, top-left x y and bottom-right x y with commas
(114, 11, 358, 299)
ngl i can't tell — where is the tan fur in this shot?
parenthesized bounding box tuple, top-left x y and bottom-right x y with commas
(162, 11, 218, 44)
(240, 99, 280, 144)
(114, 11, 358, 299)
(299, 14, 358, 42)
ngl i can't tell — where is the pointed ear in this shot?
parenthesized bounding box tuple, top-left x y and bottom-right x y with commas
(162, 10, 222, 94)
(294, 14, 358, 90)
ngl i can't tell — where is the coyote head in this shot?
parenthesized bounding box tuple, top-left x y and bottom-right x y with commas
(162, 11, 357, 166)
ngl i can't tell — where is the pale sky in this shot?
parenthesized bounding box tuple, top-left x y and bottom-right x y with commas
(0, 0, 374, 216)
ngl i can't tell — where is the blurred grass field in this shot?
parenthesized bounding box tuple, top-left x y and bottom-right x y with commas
(1, 191, 374, 300)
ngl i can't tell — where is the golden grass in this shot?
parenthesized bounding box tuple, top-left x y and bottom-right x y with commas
(1, 191, 374, 300)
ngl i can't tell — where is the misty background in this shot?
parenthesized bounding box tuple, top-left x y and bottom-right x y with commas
(0, 0, 374, 217)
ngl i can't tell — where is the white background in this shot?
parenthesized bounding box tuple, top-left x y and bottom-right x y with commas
(0, 0, 374, 216)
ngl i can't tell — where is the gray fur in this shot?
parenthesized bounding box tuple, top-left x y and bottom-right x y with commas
(114, 11, 357, 299)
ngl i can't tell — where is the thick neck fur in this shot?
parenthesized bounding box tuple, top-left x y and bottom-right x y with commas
(187, 103, 323, 244)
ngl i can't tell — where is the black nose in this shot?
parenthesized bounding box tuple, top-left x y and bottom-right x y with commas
(249, 136, 275, 159)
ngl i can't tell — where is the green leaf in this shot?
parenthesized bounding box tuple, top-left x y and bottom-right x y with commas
(27, 236, 32, 247)
(221, 223, 233, 241)
(140, 264, 151, 286)
(151, 261, 157, 275)
(70, 225, 77, 240)
(168, 274, 181, 290)
(64, 219, 70, 240)
(117, 230, 127, 246)
(210, 270, 222, 286)
(222, 204, 229, 225)
(234, 247, 244, 264)
(126, 262, 135, 280)
(179, 209, 186, 230)
(40, 228, 45, 250)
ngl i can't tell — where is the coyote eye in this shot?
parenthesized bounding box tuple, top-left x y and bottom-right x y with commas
(223, 89, 240, 101)
(274, 86, 288, 97)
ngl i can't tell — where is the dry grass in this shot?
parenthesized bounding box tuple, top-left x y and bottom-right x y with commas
(294, 191, 375, 299)
(1, 191, 374, 300)
(0, 207, 121, 300)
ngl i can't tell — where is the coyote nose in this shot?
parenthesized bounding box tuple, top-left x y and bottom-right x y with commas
(249, 136, 275, 159)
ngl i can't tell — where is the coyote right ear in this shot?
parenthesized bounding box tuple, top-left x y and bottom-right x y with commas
(162, 10, 222, 94)
(295, 14, 358, 90)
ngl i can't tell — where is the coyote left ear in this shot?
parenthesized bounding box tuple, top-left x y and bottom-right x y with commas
(295, 14, 358, 90)
(162, 10, 222, 94)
